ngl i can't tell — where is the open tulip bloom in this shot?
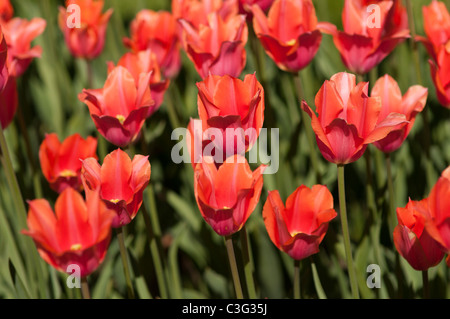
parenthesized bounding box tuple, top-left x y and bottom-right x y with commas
(301, 72, 408, 165)
(22, 188, 115, 278)
(263, 185, 337, 261)
(81, 148, 151, 228)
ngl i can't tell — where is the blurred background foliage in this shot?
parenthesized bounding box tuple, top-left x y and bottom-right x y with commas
(0, 0, 449, 299)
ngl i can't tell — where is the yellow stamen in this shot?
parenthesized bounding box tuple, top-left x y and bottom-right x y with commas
(116, 115, 126, 125)
(70, 244, 82, 251)
(60, 170, 77, 178)
(110, 199, 120, 204)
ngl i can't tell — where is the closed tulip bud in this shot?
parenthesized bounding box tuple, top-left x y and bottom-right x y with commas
(263, 185, 337, 260)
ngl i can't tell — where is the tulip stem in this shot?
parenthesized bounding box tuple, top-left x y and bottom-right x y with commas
(86, 59, 93, 89)
(225, 235, 243, 299)
(293, 259, 301, 299)
(364, 149, 378, 223)
(116, 227, 135, 299)
(422, 270, 429, 299)
(239, 225, 257, 299)
(337, 164, 360, 299)
(385, 153, 397, 236)
(0, 121, 48, 298)
(294, 72, 322, 184)
(81, 277, 91, 299)
(310, 256, 327, 299)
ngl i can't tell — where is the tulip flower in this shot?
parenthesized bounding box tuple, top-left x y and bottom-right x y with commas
(0, 28, 8, 92)
(319, 0, 409, 75)
(78, 66, 154, 148)
(417, 0, 450, 61)
(81, 148, 151, 228)
(239, 0, 273, 16)
(301, 72, 408, 165)
(394, 198, 445, 271)
(0, 76, 17, 129)
(2, 17, 46, 77)
(172, 0, 238, 32)
(370, 74, 428, 153)
(0, 0, 13, 23)
(196, 73, 264, 161)
(22, 188, 115, 278)
(178, 12, 248, 79)
(251, 0, 322, 73)
(123, 10, 181, 79)
(429, 44, 450, 108)
(58, 0, 113, 60)
(108, 50, 170, 112)
(194, 155, 265, 236)
(426, 166, 450, 266)
(39, 133, 98, 193)
(263, 185, 337, 260)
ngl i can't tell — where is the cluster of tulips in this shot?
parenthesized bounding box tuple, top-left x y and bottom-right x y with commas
(0, 0, 449, 300)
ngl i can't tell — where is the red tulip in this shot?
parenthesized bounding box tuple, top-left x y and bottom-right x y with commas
(58, 0, 113, 60)
(0, 0, 13, 23)
(301, 72, 408, 165)
(78, 65, 154, 148)
(123, 10, 181, 79)
(172, 0, 238, 32)
(108, 49, 170, 112)
(2, 17, 46, 77)
(263, 185, 337, 260)
(196, 73, 264, 161)
(239, 0, 274, 16)
(370, 74, 428, 153)
(429, 43, 450, 108)
(0, 28, 8, 92)
(252, 0, 322, 73)
(0, 76, 17, 129)
(319, 0, 409, 75)
(426, 166, 450, 266)
(22, 188, 115, 278)
(394, 198, 445, 271)
(417, 0, 450, 62)
(194, 155, 265, 236)
(178, 12, 248, 79)
(81, 148, 151, 228)
(39, 133, 98, 193)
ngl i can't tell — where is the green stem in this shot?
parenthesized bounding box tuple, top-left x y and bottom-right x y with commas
(225, 235, 243, 299)
(364, 149, 377, 222)
(293, 259, 301, 299)
(141, 197, 169, 299)
(0, 121, 47, 298)
(81, 277, 91, 299)
(310, 257, 327, 299)
(386, 153, 397, 237)
(422, 270, 429, 299)
(239, 225, 257, 299)
(294, 72, 322, 184)
(337, 164, 360, 299)
(116, 227, 135, 299)
(86, 59, 93, 89)
(166, 83, 181, 130)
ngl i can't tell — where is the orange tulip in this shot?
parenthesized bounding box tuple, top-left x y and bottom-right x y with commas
(81, 148, 151, 228)
(0, 0, 13, 23)
(394, 198, 445, 271)
(252, 0, 322, 73)
(58, 0, 113, 60)
(194, 155, 265, 236)
(179, 11, 248, 79)
(417, 0, 450, 62)
(22, 188, 115, 278)
(123, 10, 181, 79)
(426, 166, 450, 266)
(2, 17, 46, 77)
(263, 185, 337, 260)
(78, 65, 154, 147)
(301, 72, 407, 165)
(107, 50, 170, 112)
(319, 0, 409, 75)
(39, 133, 98, 193)
(370, 74, 428, 153)
(429, 43, 450, 108)
(172, 0, 238, 32)
(196, 73, 264, 161)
